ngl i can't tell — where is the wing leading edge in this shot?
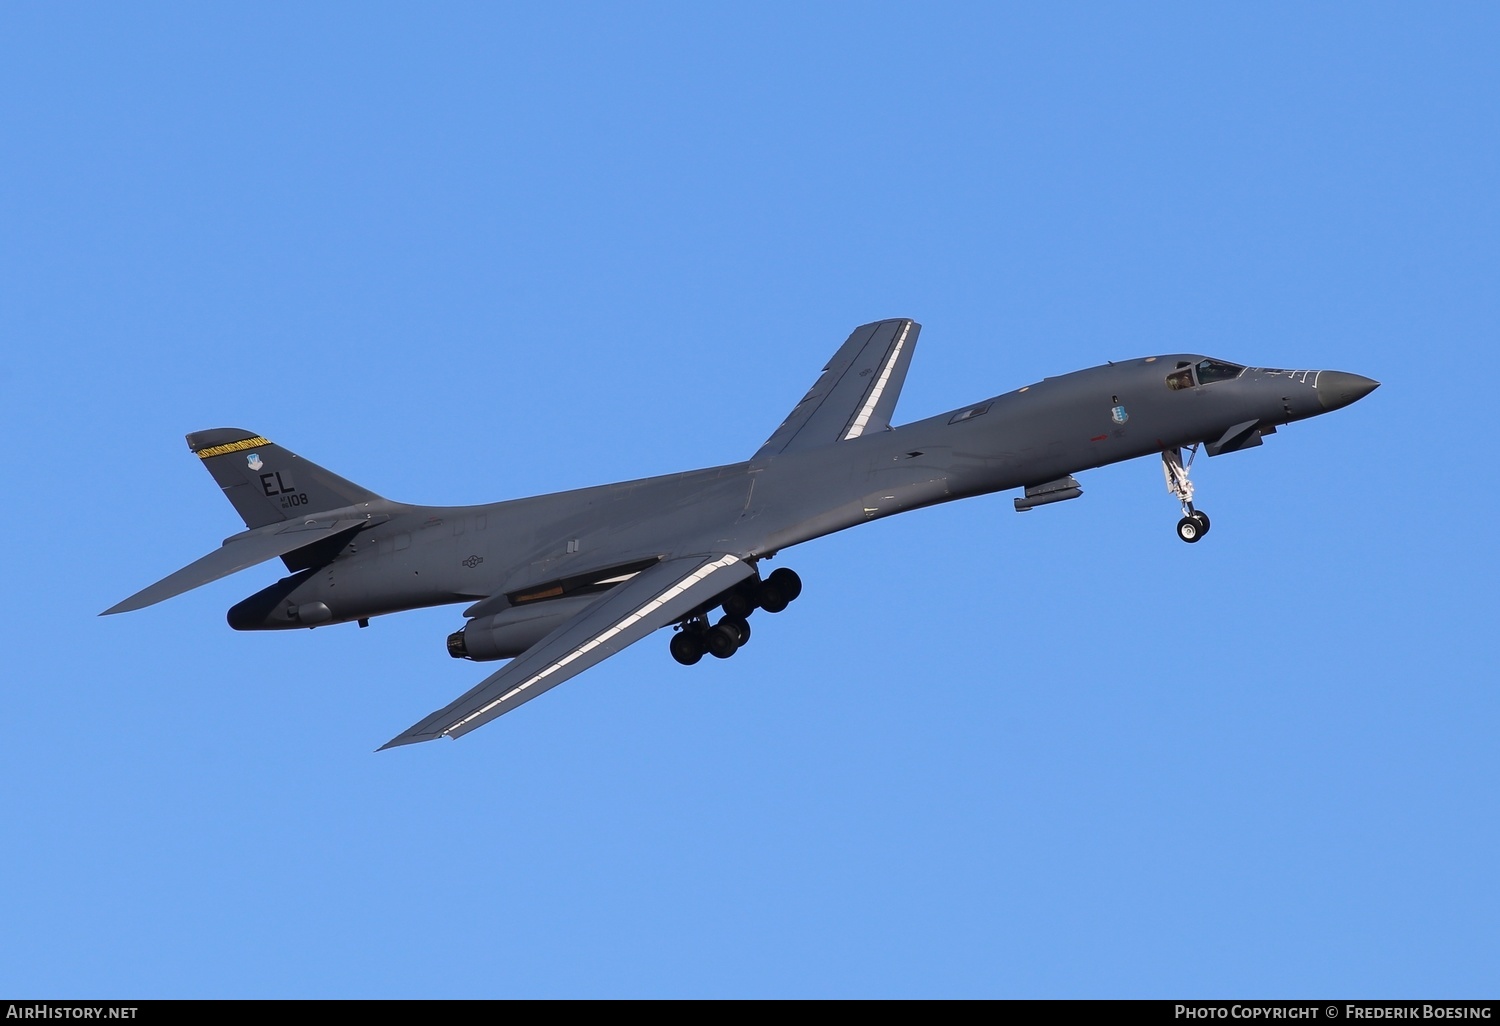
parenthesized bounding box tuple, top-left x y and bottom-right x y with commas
(752, 318, 919, 463)
(380, 552, 755, 749)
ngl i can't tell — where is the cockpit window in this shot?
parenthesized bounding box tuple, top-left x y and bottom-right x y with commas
(1195, 359, 1245, 384)
(1166, 368, 1194, 390)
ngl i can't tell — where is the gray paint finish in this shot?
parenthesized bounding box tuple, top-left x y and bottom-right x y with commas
(103, 319, 1379, 748)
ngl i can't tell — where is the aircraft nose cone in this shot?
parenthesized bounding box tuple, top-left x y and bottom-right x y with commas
(1316, 371, 1380, 411)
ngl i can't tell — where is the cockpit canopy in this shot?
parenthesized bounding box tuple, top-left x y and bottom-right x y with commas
(1166, 358, 1246, 390)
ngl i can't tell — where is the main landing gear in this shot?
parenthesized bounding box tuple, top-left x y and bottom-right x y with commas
(669, 567, 801, 665)
(1163, 445, 1212, 544)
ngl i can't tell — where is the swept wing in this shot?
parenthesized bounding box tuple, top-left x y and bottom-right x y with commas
(381, 552, 754, 748)
(752, 318, 919, 463)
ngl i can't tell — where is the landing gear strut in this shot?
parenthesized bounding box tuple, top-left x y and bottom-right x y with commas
(1164, 445, 1211, 544)
(668, 568, 801, 664)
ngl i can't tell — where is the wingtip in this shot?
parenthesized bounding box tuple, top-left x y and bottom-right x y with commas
(376, 729, 447, 752)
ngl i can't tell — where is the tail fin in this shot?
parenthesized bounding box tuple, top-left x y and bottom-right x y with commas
(187, 428, 383, 529)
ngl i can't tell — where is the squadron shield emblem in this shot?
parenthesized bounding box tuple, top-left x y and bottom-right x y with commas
(246, 453, 264, 471)
(1111, 405, 1129, 425)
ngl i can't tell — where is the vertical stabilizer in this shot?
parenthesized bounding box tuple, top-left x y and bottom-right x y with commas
(186, 428, 383, 530)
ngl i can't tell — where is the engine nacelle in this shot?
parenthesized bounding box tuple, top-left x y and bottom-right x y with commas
(446, 594, 602, 661)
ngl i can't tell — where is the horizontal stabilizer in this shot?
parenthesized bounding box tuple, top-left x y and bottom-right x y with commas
(101, 517, 375, 616)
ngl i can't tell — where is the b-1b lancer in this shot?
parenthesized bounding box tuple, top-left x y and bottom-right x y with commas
(104, 320, 1378, 748)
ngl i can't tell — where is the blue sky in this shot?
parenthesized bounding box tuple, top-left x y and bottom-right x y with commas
(2, 3, 1496, 998)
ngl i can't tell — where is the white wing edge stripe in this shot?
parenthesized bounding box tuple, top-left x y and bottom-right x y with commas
(842, 321, 911, 440)
(444, 555, 741, 734)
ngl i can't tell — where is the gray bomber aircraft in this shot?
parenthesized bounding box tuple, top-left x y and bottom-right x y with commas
(104, 319, 1378, 749)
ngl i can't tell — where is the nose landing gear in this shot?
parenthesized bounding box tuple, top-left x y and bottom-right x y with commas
(1164, 445, 1211, 543)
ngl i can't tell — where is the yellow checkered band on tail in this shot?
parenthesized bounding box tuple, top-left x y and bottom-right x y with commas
(194, 436, 272, 459)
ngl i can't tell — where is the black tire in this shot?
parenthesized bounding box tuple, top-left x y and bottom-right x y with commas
(721, 587, 755, 619)
(1176, 516, 1203, 543)
(767, 567, 802, 603)
(705, 623, 739, 659)
(758, 584, 789, 613)
(720, 616, 750, 646)
(1192, 510, 1211, 535)
(670, 630, 704, 665)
